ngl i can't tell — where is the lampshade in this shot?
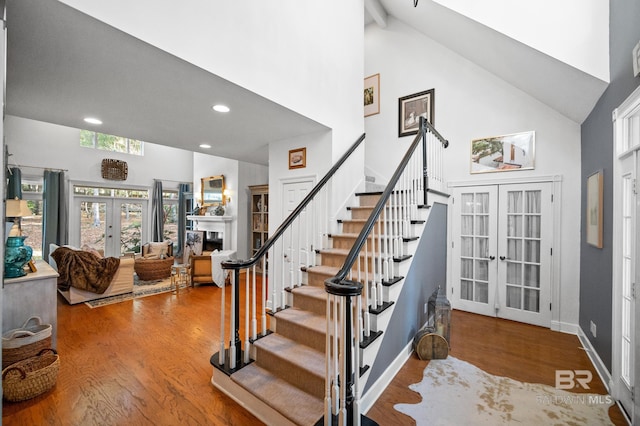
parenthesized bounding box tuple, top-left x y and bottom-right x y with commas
(6, 199, 31, 217)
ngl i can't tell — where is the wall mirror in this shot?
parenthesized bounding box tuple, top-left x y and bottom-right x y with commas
(201, 175, 225, 206)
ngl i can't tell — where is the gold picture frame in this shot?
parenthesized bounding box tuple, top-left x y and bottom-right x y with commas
(586, 170, 603, 248)
(364, 73, 380, 117)
(288, 147, 306, 169)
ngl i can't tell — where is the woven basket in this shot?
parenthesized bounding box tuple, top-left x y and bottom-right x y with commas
(2, 317, 52, 369)
(2, 348, 59, 402)
(134, 256, 175, 281)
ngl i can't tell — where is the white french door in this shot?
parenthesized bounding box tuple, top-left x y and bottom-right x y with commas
(451, 182, 553, 327)
(612, 86, 640, 422)
(74, 197, 148, 257)
(614, 152, 636, 417)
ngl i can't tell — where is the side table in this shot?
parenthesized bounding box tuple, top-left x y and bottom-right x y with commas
(171, 264, 191, 292)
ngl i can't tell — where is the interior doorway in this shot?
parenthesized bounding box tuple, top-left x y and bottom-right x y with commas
(450, 182, 554, 327)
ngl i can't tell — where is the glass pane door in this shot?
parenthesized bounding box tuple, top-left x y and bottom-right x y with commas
(79, 201, 108, 254)
(498, 183, 552, 327)
(118, 201, 143, 255)
(451, 186, 497, 317)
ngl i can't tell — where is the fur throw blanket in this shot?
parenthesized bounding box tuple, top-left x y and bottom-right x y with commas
(51, 247, 120, 294)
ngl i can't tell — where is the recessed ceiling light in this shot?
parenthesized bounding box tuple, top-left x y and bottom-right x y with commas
(212, 104, 230, 113)
(84, 117, 102, 125)
(199, 143, 211, 149)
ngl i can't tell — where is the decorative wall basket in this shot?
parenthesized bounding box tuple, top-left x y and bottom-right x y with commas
(101, 159, 128, 181)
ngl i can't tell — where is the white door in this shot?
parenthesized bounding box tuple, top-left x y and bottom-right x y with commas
(75, 197, 148, 257)
(496, 183, 552, 326)
(451, 186, 498, 317)
(614, 151, 636, 417)
(451, 182, 553, 327)
(281, 179, 314, 288)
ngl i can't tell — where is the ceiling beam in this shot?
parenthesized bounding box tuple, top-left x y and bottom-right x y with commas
(365, 0, 388, 28)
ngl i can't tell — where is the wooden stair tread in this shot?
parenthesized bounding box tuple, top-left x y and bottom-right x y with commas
(254, 333, 325, 379)
(231, 364, 323, 426)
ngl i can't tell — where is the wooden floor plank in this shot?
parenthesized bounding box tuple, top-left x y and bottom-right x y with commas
(2, 287, 627, 425)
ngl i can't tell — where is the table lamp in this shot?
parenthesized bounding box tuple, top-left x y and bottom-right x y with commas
(4, 198, 33, 278)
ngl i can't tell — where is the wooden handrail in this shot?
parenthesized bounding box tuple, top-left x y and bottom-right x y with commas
(222, 133, 366, 270)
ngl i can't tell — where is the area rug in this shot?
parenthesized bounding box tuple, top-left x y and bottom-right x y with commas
(394, 356, 614, 425)
(84, 277, 189, 308)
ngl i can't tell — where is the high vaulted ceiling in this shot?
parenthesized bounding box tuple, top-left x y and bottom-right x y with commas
(5, 0, 327, 165)
(365, 0, 608, 124)
(6, 1, 607, 167)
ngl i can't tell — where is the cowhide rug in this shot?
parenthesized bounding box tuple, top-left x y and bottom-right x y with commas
(394, 356, 614, 425)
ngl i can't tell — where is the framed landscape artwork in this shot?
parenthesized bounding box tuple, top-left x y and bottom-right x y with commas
(398, 89, 434, 137)
(586, 170, 603, 248)
(470, 131, 535, 174)
(364, 73, 380, 117)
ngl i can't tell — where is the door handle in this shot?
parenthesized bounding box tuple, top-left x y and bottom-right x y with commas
(499, 256, 507, 261)
(489, 256, 495, 261)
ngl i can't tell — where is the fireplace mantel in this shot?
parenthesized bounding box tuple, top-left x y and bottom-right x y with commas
(187, 215, 233, 250)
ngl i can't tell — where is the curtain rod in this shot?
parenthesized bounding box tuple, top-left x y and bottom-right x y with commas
(8, 163, 68, 172)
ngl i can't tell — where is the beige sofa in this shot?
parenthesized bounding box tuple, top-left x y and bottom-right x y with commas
(49, 243, 135, 305)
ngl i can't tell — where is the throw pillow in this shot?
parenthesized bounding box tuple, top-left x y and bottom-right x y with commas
(147, 241, 169, 258)
(81, 244, 103, 259)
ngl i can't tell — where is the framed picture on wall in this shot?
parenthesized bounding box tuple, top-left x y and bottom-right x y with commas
(470, 131, 535, 174)
(586, 170, 603, 248)
(398, 89, 434, 137)
(364, 73, 380, 117)
(288, 147, 306, 169)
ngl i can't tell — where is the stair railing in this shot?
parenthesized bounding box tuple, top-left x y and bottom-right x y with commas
(324, 117, 449, 426)
(214, 133, 366, 372)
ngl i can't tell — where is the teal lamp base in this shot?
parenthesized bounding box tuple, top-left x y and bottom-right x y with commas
(4, 236, 33, 278)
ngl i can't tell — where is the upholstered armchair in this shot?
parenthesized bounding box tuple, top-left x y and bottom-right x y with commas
(190, 252, 214, 285)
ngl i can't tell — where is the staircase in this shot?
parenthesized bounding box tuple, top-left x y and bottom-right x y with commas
(211, 117, 449, 426)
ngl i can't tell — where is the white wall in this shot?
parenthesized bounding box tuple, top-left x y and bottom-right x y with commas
(5, 115, 193, 187)
(61, 0, 366, 244)
(192, 153, 268, 259)
(434, 0, 609, 82)
(364, 18, 582, 328)
(6, 115, 194, 253)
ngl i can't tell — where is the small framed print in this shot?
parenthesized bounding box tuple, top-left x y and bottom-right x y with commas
(288, 147, 306, 169)
(398, 89, 434, 137)
(364, 73, 380, 117)
(27, 259, 38, 273)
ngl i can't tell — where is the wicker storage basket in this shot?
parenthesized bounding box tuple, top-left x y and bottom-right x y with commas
(2, 348, 59, 402)
(2, 317, 52, 369)
(134, 256, 175, 281)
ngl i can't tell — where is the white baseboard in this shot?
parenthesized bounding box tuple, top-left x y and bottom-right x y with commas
(577, 326, 612, 394)
(550, 320, 580, 334)
(360, 340, 414, 414)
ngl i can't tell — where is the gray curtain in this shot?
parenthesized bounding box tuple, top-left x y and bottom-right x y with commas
(42, 170, 68, 259)
(151, 180, 164, 242)
(176, 183, 190, 256)
(6, 167, 22, 200)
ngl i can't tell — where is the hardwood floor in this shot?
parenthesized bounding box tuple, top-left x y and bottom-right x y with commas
(367, 309, 628, 426)
(2, 287, 628, 425)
